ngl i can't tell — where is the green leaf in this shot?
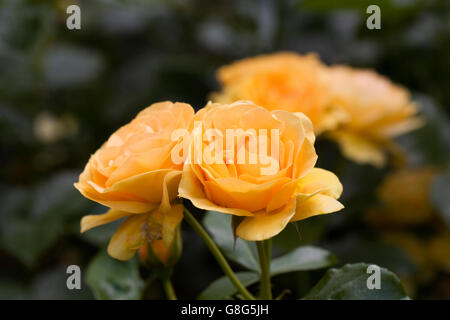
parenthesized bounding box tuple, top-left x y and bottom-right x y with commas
(197, 245, 337, 299)
(303, 263, 408, 300)
(86, 249, 145, 300)
(271, 246, 337, 276)
(430, 167, 450, 227)
(198, 272, 259, 300)
(30, 267, 93, 300)
(273, 218, 327, 252)
(0, 171, 92, 268)
(324, 236, 417, 278)
(203, 212, 260, 272)
(1, 215, 63, 268)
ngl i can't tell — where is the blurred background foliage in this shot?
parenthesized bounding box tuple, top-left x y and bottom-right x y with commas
(0, 0, 449, 299)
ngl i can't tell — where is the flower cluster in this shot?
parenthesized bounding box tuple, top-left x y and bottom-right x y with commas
(75, 51, 421, 263)
(75, 99, 343, 260)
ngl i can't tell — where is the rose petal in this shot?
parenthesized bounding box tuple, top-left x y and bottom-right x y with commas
(292, 137, 317, 179)
(107, 214, 148, 261)
(296, 168, 343, 199)
(81, 208, 134, 233)
(178, 163, 254, 216)
(266, 181, 296, 212)
(204, 176, 290, 212)
(292, 194, 344, 222)
(236, 199, 296, 241)
(74, 182, 158, 213)
(331, 131, 386, 167)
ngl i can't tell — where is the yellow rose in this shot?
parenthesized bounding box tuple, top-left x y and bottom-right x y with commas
(179, 101, 343, 241)
(327, 66, 423, 167)
(212, 52, 344, 134)
(74, 101, 194, 260)
(365, 167, 438, 227)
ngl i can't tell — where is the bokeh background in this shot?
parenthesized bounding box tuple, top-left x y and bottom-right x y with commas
(1, 0, 449, 299)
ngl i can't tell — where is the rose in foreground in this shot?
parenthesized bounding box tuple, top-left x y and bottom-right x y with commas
(178, 101, 344, 241)
(74, 101, 194, 261)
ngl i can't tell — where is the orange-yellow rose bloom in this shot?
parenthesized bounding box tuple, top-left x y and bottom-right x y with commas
(179, 101, 344, 241)
(74, 101, 194, 261)
(212, 52, 344, 134)
(327, 66, 423, 167)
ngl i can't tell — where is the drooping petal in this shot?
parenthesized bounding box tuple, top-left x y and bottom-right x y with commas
(81, 208, 134, 233)
(75, 169, 181, 214)
(107, 214, 148, 261)
(292, 194, 344, 222)
(236, 199, 296, 241)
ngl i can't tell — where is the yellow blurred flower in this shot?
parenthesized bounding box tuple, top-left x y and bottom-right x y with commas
(178, 101, 343, 241)
(212, 52, 345, 134)
(327, 66, 423, 167)
(382, 232, 435, 294)
(382, 231, 450, 293)
(367, 167, 449, 295)
(365, 167, 438, 227)
(428, 232, 450, 273)
(75, 101, 194, 260)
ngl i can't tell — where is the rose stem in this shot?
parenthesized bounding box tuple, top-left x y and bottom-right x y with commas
(256, 239, 272, 300)
(161, 275, 177, 300)
(183, 208, 256, 300)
